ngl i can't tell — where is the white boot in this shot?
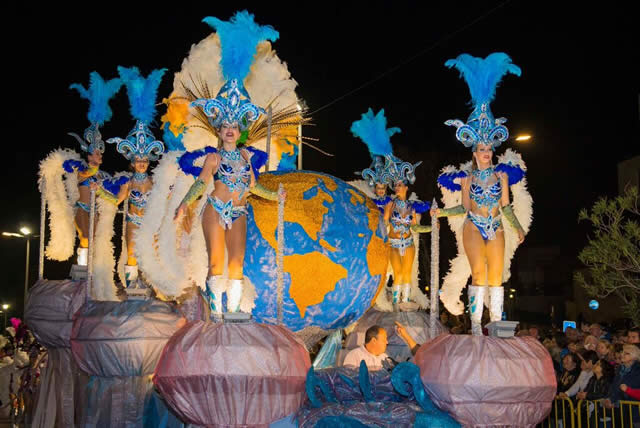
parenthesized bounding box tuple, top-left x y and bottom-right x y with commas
(77, 247, 88, 266)
(392, 284, 401, 305)
(468, 285, 486, 336)
(401, 284, 411, 303)
(227, 279, 243, 313)
(489, 286, 504, 322)
(124, 265, 138, 288)
(206, 275, 225, 316)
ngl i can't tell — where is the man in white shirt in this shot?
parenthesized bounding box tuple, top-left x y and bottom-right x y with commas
(557, 350, 599, 399)
(343, 325, 391, 370)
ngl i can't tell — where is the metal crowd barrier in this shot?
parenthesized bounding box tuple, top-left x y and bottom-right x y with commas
(538, 396, 576, 428)
(576, 399, 640, 427)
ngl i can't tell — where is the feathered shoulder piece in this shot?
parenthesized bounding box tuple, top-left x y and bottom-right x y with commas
(106, 66, 167, 162)
(495, 148, 527, 185)
(437, 162, 472, 192)
(444, 53, 521, 150)
(69, 72, 122, 154)
(178, 146, 267, 179)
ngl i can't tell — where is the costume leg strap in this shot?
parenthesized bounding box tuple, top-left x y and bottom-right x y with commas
(124, 264, 138, 289)
(468, 285, 485, 336)
(77, 247, 88, 266)
(401, 283, 411, 303)
(488, 286, 504, 322)
(392, 284, 401, 305)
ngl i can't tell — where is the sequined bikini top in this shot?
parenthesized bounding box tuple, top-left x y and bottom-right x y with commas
(470, 167, 501, 209)
(213, 148, 251, 197)
(78, 165, 101, 187)
(390, 199, 414, 235)
(129, 189, 151, 209)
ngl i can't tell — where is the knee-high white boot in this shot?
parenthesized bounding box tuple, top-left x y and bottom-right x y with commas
(468, 285, 486, 336)
(77, 247, 88, 266)
(489, 286, 504, 322)
(206, 275, 225, 316)
(401, 283, 411, 303)
(392, 284, 401, 305)
(227, 279, 244, 313)
(124, 264, 138, 288)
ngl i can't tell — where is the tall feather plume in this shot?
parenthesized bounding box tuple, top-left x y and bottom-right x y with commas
(69, 72, 122, 125)
(350, 108, 399, 157)
(117, 66, 167, 124)
(444, 53, 521, 105)
(202, 10, 279, 82)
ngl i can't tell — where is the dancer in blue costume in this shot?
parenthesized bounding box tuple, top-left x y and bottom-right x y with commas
(173, 12, 282, 315)
(433, 53, 531, 335)
(65, 73, 122, 265)
(104, 67, 166, 288)
(352, 109, 431, 306)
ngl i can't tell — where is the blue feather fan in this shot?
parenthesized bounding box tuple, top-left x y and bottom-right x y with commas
(445, 53, 521, 106)
(69, 72, 122, 125)
(203, 11, 279, 82)
(350, 108, 399, 158)
(117, 66, 167, 124)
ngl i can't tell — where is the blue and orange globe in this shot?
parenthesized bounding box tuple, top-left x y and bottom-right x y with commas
(245, 171, 389, 331)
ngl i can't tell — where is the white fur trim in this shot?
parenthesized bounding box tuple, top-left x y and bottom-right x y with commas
(91, 197, 118, 301)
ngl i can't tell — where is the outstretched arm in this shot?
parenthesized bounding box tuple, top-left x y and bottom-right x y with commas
(174, 153, 217, 220)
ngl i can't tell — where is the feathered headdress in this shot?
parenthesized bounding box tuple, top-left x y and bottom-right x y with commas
(444, 53, 521, 150)
(107, 66, 166, 161)
(352, 108, 420, 187)
(191, 11, 279, 132)
(68, 72, 122, 154)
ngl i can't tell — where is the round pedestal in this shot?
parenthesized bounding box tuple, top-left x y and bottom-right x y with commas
(343, 309, 447, 363)
(154, 321, 310, 427)
(70, 299, 186, 377)
(25, 279, 87, 348)
(415, 334, 556, 427)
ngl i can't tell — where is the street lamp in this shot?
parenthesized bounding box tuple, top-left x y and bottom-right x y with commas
(1, 304, 8, 329)
(514, 134, 532, 142)
(2, 227, 35, 312)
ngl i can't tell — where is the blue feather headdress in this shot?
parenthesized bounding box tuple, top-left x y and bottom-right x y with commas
(352, 108, 420, 188)
(68, 72, 122, 154)
(444, 53, 521, 151)
(106, 66, 167, 162)
(191, 11, 279, 131)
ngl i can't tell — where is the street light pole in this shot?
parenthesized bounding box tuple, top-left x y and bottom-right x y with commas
(24, 237, 30, 312)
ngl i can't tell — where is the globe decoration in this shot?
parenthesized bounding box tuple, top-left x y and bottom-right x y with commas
(246, 171, 389, 331)
(589, 299, 599, 310)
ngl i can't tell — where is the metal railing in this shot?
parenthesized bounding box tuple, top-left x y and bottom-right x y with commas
(576, 399, 640, 427)
(539, 396, 576, 428)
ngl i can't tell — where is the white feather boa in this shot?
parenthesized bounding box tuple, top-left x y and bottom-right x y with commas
(91, 197, 118, 301)
(347, 181, 429, 311)
(438, 149, 533, 315)
(38, 149, 81, 261)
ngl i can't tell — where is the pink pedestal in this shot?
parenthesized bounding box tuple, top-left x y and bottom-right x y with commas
(154, 321, 310, 428)
(415, 334, 556, 427)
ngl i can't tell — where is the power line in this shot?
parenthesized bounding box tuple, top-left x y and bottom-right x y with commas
(309, 0, 512, 116)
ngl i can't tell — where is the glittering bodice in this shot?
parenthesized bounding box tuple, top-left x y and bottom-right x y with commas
(213, 148, 251, 197)
(470, 167, 501, 210)
(390, 199, 414, 236)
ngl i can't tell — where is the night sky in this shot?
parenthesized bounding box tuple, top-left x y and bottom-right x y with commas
(2, 2, 638, 316)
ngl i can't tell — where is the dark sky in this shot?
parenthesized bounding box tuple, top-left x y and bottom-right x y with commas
(2, 2, 638, 315)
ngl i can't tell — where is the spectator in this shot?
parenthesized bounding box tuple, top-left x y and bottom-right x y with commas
(613, 343, 624, 365)
(343, 325, 393, 371)
(558, 353, 581, 393)
(554, 333, 570, 360)
(529, 326, 540, 341)
(589, 323, 606, 340)
(568, 341, 580, 355)
(558, 350, 599, 399)
(577, 359, 615, 401)
(583, 335, 598, 351)
(565, 326, 579, 343)
(596, 339, 614, 364)
(628, 327, 640, 344)
(604, 344, 640, 413)
(620, 383, 640, 400)
(613, 330, 627, 345)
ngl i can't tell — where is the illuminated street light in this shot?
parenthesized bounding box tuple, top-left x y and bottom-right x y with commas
(2, 232, 23, 237)
(509, 294, 514, 299)
(20, 227, 31, 235)
(515, 135, 532, 142)
(1, 304, 8, 310)
(2, 227, 34, 312)
(510, 288, 516, 293)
